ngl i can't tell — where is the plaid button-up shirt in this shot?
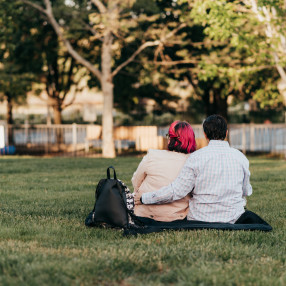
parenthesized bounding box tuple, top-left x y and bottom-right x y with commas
(142, 140, 252, 223)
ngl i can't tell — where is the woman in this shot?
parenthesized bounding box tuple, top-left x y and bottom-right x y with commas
(132, 121, 196, 222)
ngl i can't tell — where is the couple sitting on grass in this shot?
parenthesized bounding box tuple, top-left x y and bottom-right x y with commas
(132, 114, 252, 224)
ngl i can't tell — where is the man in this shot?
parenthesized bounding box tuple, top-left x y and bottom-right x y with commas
(135, 114, 252, 223)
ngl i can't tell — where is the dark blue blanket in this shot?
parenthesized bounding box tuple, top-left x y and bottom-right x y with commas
(124, 210, 272, 236)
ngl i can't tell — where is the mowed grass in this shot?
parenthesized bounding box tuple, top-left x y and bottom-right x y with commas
(0, 156, 285, 286)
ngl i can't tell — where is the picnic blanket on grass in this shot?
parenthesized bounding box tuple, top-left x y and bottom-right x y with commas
(123, 210, 272, 236)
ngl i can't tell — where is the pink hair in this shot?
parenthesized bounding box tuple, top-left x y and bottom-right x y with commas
(168, 120, 196, 154)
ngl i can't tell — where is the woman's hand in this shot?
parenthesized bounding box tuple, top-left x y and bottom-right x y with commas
(134, 192, 142, 205)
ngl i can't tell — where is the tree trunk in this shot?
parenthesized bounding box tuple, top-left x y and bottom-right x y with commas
(53, 101, 63, 145)
(6, 94, 14, 145)
(202, 87, 228, 120)
(202, 91, 212, 118)
(214, 92, 228, 120)
(101, 31, 116, 158)
(53, 101, 62, 124)
(278, 79, 286, 107)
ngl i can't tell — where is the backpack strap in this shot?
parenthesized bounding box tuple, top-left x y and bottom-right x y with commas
(107, 166, 117, 180)
(116, 180, 145, 228)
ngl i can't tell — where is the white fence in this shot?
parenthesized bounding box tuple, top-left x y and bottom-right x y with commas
(160, 124, 286, 154)
(2, 123, 286, 155)
(11, 124, 87, 145)
(229, 124, 286, 153)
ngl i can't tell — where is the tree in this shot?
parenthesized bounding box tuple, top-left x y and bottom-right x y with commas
(0, 1, 34, 144)
(110, 0, 284, 120)
(19, 0, 186, 158)
(0, 73, 33, 144)
(15, 1, 85, 125)
(249, 0, 286, 105)
(187, 0, 285, 109)
(125, 1, 249, 119)
(1, 0, 85, 136)
(132, 0, 283, 120)
(35, 25, 84, 124)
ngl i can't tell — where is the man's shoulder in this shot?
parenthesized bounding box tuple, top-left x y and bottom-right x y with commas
(187, 146, 211, 162)
(188, 144, 249, 165)
(229, 147, 249, 165)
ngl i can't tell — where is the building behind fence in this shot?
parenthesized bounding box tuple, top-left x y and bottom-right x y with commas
(1, 123, 286, 156)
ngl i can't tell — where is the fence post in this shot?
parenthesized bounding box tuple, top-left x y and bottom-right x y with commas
(117, 140, 122, 154)
(45, 126, 49, 154)
(242, 124, 246, 154)
(25, 120, 29, 144)
(250, 124, 255, 152)
(284, 128, 286, 159)
(72, 123, 77, 156)
(0, 125, 5, 148)
(85, 138, 89, 154)
(137, 136, 141, 151)
(272, 127, 277, 154)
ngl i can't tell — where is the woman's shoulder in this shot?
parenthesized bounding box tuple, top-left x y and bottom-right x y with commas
(147, 149, 190, 159)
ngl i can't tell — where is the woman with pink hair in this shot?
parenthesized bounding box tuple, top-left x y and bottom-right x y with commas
(132, 121, 196, 222)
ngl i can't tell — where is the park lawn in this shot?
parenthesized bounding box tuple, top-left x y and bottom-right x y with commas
(0, 156, 285, 286)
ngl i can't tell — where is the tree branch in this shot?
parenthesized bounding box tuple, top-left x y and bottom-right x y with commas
(62, 57, 75, 97)
(85, 23, 99, 37)
(112, 40, 160, 77)
(21, 0, 102, 81)
(90, 0, 107, 14)
(112, 23, 187, 77)
(153, 60, 198, 65)
(21, 0, 46, 14)
(161, 23, 187, 42)
(61, 86, 82, 109)
(234, 65, 274, 73)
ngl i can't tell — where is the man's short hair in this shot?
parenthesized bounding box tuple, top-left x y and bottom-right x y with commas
(203, 115, 227, 140)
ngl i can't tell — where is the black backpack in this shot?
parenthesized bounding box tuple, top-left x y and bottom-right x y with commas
(85, 166, 140, 229)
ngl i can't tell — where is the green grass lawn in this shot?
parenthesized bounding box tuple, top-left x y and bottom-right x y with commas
(0, 156, 285, 286)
